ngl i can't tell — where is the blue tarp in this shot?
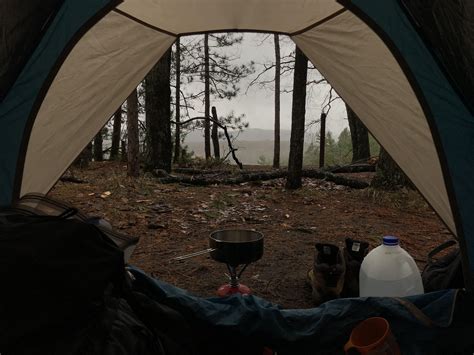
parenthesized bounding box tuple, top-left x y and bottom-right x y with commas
(129, 266, 471, 354)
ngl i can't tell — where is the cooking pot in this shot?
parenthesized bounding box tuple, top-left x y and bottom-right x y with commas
(209, 229, 264, 266)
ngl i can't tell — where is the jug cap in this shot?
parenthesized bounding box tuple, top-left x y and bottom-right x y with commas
(383, 236, 399, 246)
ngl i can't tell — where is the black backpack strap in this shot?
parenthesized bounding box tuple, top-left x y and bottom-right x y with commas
(428, 240, 457, 262)
(57, 207, 78, 219)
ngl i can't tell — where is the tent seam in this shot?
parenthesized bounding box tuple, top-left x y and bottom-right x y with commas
(113, 10, 289, 36)
(289, 8, 347, 36)
(113, 9, 177, 37)
(114, 8, 348, 37)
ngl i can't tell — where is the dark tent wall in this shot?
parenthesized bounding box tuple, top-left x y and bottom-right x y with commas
(401, 0, 474, 113)
(0, 0, 64, 100)
(346, 0, 474, 286)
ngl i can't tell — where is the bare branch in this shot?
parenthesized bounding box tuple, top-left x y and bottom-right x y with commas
(321, 87, 341, 115)
(254, 33, 272, 46)
(171, 114, 243, 169)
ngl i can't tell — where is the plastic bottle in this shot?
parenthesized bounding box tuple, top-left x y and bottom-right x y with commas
(359, 236, 424, 297)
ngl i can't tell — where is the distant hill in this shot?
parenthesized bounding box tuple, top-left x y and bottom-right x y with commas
(183, 128, 317, 165)
(184, 128, 293, 142)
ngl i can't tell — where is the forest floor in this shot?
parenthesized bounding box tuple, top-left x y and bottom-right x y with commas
(49, 161, 452, 309)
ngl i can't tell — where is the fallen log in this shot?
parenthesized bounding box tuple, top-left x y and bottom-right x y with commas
(154, 169, 368, 189)
(301, 169, 369, 189)
(324, 164, 375, 173)
(59, 176, 87, 184)
(173, 168, 233, 175)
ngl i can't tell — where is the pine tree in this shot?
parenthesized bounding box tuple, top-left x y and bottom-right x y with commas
(110, 107, 122, 160)
(145, 48, 172, 172)
(273, 34, 281, 169)
(347, 104, 370, 163)
(179, 34, 254, 158)
(173, 37, 181, 164)
(286, 46, 308, 189)
(127, 88, 139, 177)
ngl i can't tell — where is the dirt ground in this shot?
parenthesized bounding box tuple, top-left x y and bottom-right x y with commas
(49, 162, 452, 309)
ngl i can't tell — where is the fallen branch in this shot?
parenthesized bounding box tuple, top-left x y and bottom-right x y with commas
(173, 168, 233, 175)
(324, 164, 375, 173)
(60, 176, 87, 184)
(154, 169, 368, 189)
(301, 169, 368, 189)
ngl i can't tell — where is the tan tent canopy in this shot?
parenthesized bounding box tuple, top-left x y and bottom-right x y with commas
(2, 0, 473, 280)
(24, 1, 452, 233)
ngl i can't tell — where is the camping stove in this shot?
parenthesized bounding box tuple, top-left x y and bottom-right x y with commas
(209, 229, 264, 297)
(217, 264, 252, 297)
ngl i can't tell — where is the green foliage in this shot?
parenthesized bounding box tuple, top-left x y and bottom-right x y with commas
(303, 128, 382, 168)
(304, 142, 319, 166)
(369, 134, 380, 157)
(304, 128, 353, 167)
(177, 145, 195, 165)
(257, 155, 269, 165)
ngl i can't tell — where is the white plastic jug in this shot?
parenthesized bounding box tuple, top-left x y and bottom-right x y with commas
(359, 236, 424, 297)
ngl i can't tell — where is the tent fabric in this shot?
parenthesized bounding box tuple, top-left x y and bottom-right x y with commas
(22, 10, 175, 197)
(293, 10, 454, 234)
(0, 0, 64, 101)
(129, 266, 472, 354)
(348, 0, 474, 280)
(0, 1, 473, 280)
(0, 0, 118, 205)
(116, 0, 345, 35)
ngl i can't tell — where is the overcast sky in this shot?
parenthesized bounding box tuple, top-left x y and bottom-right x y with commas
(178, 33, 349, 139)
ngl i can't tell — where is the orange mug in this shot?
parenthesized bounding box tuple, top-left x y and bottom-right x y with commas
(344, 317, 400, 355)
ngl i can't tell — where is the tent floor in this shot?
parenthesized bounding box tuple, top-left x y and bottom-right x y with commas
(50, 161, 451, 308)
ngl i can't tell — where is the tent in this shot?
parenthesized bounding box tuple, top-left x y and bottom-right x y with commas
(0, 1, 473, 281)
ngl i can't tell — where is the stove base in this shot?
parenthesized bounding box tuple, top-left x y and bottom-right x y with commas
(217, 283, 251, 297)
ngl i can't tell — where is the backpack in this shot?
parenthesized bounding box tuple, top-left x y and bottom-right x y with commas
(421, 240, 464, 292)
(0, 209, 126, 350)
(11, 193, 139, 260)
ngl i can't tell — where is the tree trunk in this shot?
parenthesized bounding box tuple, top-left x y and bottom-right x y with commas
(93, 129, 103, 161)
(371, 147, 412, 189)
(273, 33, 281, 169)
(110, 107, 122, 160)
(286, 46, 308, 189)
(204, 33, 211, 160)
(121, 139, 127, 162)
(173, 37, 181, 164)
(211, 106, 220, 159)
(73, 142, 92, 168)
(127, 88, 140, 177)
(347, 105, 370, 163)
(319, 112, 326, 168)
(145, 48, 172, 172)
